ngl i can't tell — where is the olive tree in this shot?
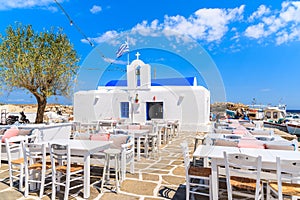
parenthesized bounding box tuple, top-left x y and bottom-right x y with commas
(0, 23, 79, 123)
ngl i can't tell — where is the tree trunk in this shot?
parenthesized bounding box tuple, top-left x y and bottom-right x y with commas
(35, 94, 47, 124)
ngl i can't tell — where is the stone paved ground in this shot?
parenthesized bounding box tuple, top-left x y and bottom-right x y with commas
(0, 131, 217, 200)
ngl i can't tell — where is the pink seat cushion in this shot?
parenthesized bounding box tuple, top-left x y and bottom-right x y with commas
(140, 125, 153, 132)
(109, 134, 129, 150)
(238, 137, 265, 149)
(2, 128, 19, 142)
(90, 133, 110, 141)
(214, 139, 238, 147)
(233, 129, 248, 135)
(265, 144, 295, 151)
(128, 125, 140, 130)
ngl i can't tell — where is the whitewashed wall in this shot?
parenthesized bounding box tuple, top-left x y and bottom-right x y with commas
(74, 86, 210, 131)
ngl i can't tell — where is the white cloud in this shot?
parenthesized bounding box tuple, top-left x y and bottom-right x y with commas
(131, 20, 161, 37)
(132, 5, 245, 42)
(276, 30, 290, 45)
(87, 1, 300, 48)
(0, 0, 61, 10)
(82, 30, 118, 45)
(280, 1, 300, 22)
(88, 5, 245, 46)
(244, 1, 300, 45)
(94, 31, 118, 43)
(90, 5, 102, 14)
(248, 5, 270, 22)
(276, 27, 300, 45)
(245, 23, 266, 39)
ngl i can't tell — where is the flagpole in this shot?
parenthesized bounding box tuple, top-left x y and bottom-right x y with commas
(127, 35, 130, 65)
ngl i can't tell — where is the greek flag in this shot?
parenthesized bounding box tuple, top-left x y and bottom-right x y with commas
(116, 41, 129, 58)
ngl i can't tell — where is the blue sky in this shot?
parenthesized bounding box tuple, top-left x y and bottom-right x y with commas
(1, 0, 300, 109)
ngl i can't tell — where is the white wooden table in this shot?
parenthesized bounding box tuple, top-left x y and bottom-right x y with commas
(193, 145, 300, 200)
(47, 139, 111, 198)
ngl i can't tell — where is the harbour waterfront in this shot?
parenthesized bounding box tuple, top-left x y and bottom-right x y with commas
(287, 110, 300, 114)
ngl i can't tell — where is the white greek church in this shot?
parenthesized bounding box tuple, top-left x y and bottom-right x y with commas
(74, 53, 210, 131)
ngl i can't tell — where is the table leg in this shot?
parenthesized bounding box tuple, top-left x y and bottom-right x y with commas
(137, 137, 141, 160)
(157, 129, 161, 148)
(84, 155, 90, 198)
(145, 135, 148, 158)
(211, 159, 219, 200)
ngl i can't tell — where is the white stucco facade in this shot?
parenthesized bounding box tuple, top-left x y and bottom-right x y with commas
(74, 53, 210, 131)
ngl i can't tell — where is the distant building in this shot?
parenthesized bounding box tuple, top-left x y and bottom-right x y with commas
(74, 52, 210, 131)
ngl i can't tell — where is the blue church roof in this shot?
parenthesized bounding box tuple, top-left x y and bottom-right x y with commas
(105, 77, 195, 87)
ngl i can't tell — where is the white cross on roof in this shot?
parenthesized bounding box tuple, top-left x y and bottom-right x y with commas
(135, 52, 140, 60)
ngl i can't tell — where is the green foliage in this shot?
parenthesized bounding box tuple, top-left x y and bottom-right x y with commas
(0, 22, 79, 99)
(0, 22, 80, 123)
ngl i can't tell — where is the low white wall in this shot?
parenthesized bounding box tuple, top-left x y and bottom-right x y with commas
(16, 123, 72, 142)
(0, 123, 72, 162)
(0, 123, 72, 142)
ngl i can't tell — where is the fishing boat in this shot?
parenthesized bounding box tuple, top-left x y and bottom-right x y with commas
(263, 106, 288, 132)
(248, 108, 264, 120)
(286, 121, 300, 136)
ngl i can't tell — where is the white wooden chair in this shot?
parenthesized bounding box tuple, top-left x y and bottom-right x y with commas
(5, 136, 27, 191)
(180, 141, 211, 199)
(120, 135, 135, 180)
(171, 120, 179, 137)
(26, 129, 40, 143)
(223, 152, 263, 200)
(267, 157, 300, 200)
(147, 124, 159, 159)
(91, 134, 135, 181)
(22, 142, 51, 198)
(49, 143, 84, 200)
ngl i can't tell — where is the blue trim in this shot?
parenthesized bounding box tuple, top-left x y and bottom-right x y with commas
(104, 77, 195, 87)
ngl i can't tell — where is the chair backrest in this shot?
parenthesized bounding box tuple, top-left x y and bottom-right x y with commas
(113, 129, 129, 135)
(250, 129, 273, 136)
(121, 135, 134, 164)
(276, 157, 300, 200)
(5, 136, 28, 162)
(265, 139, 298, 151)
(49, 143, 70, 172)
(180, 141, 190, 174)
(26, 130, 39, 143)
(224, 152, 262, 200)
(23, 142, 47, 170)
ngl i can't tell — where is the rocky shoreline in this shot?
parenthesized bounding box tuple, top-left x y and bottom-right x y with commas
(2, 102, 246, 116)
(0, 102, 258, 124)
(0, 103, 73, 114)
(0, 104, 73, 123)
